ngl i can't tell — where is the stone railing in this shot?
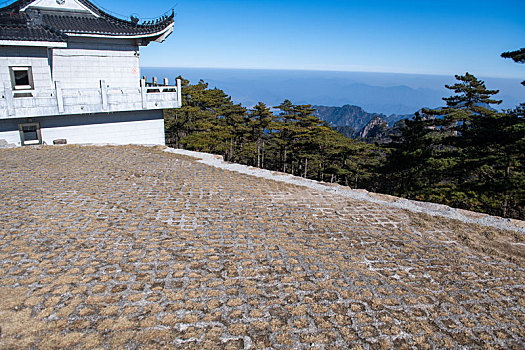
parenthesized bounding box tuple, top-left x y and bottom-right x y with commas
(0, 78, 181, 119)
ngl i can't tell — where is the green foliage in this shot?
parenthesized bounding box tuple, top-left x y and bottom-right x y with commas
(442, 72, 502, 110)
(380, 113, 436, 197)
(384, 73, 524, 219)
(165, 79, 382, 188)
(165, 73, 524, 220)
(501, 48, 525, 86)
(501, 48, 525, 63)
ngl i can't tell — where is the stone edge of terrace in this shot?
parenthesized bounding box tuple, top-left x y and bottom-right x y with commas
(163, 147, 525, 235)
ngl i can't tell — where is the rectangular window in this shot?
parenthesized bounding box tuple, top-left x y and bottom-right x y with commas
(9, 66, 34, 90)
(19, 123, 42, 146)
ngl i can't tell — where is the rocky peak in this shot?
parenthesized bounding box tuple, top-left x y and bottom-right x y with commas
(358, 115, 389, 139)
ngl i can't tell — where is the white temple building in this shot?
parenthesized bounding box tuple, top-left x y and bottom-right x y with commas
(0, 0, 180, 146)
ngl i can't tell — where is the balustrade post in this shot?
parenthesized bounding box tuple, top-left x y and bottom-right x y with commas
(176, 78, 182, 108)
(55, 81, 64, 114)
(3, 82, 15, 117)
(140, 78, 147, 109)
(100, 80, 108, 111)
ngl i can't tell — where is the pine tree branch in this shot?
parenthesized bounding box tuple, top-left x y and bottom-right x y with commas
(501, 48, 525, 63)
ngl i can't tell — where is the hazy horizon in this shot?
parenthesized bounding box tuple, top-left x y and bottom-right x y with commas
(144, 65, 523, 80)
(143, 67, 524, 115)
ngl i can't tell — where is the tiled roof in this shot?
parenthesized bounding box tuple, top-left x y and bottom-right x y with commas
(0, 22, 66, 42)
(0, 0, 174, 42)
(41, 13, 173, 37)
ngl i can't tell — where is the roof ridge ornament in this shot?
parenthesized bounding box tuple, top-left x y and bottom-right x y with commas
(25, 7, 42, 26)
(130, 15, 139, 25)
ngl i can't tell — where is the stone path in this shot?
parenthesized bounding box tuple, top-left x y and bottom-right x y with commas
(0, 145, 524, 349)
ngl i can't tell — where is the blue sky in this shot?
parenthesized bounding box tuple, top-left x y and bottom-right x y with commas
(16, 0, 525, 78)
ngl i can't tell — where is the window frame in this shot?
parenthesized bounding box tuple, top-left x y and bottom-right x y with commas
(9, 66, 34, 91)
(18, 122, 42, 146)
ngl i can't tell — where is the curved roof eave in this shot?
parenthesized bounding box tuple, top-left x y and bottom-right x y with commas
(64, 22, 174, 42)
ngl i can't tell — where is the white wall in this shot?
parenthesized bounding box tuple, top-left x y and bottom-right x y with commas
(1, 38, 141, 91)
(42, 118, 164, 145)
(0, 46, 53, 90)
(0, 131, 21, 145)
(52, 38, 140, 89)
(0, 115, 20, 145)
(0, 110, 165, 146)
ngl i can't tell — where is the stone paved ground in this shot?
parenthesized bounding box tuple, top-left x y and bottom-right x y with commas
(0, 145, 524, 349)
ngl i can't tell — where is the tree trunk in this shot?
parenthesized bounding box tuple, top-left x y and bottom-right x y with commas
(304, 158, 308, 178)
(230, 137, 234, 162)
(283, 147, 287, 173)
(503, 163, 511, 217)
(256, 139, 261, 168)
(262, 140, 265, 169)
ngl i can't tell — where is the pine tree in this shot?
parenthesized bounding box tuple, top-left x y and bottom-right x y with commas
(164, 78, 246, 156)
(248, 102, 274, 168)
(380, 113, 436, 197)
(271, 100, 301, 173)
(442, 72, 502, 111)
(180, 85, 235, 154)
(457, 106, 525, 218)
(164, 76, 196, 148)
(501, 48, 525, 86)
(416, 73, 524, 218)
(221, 102, 248, 162)
(502, 48, 525, 63)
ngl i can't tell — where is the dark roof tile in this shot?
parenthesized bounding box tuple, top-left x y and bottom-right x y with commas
(0, 0, 174, 42)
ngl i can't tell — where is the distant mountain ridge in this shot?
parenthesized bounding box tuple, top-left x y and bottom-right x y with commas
(144, 68, 523, 115)
(314, 104, 412, 130)
(313, 105, 383, 131)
